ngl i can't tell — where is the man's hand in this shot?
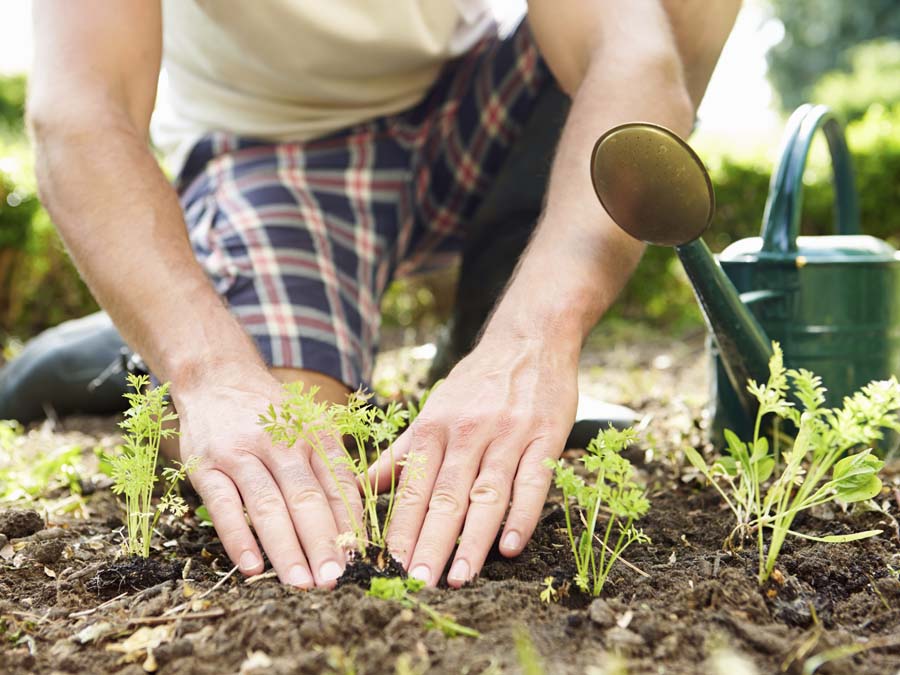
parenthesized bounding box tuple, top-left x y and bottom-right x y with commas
(370, 331, 578, 587)
(174, 366, 362, 588)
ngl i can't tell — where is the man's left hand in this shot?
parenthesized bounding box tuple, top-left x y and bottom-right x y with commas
(369, 332, 578, 587)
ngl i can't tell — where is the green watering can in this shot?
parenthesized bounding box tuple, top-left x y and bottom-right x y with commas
(589, 104, 900, 448)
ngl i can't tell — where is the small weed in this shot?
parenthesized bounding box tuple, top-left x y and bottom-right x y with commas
(539, 576, 558, 604)
(545, 427, 650, 596)
(367, 577, 479, 638)
(513, 626, 546, 675)
(685, 343, 899, 584)
(0, 420, 85, 501)
(107, 374, 195, 558)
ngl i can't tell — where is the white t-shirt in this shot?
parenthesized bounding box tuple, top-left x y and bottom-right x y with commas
(151, 0, 497, 172)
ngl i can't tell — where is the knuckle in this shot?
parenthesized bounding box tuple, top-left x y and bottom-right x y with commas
(286, 486, 327, 511)
(515, 468, 550, 492)
(249, 485, 284, 517)
(450, 416, 479, 443)
(469, 479, 503, 506)
(396, 479, 427, 505)
(411, 419, 443, 446)
(428, 487, 463, 515)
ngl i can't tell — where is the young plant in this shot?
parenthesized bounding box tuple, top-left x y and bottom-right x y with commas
(544, 426, 650, 596)
(685, 343, 899, 584)
(108, 374, 194, 558)
(367, 576, 480, 638)
(260, 384, 422, 555)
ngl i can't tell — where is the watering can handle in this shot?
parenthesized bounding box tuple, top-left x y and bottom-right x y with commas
(760, 104, 860, 254)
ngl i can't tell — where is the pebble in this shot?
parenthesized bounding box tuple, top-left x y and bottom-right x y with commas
(0, 509, 44, 539)
(34, 527, 67, 541)
(29, 540, 66, 565)
(588, 598, 616, 627)
(0, 534, 8, 550)
(605, 626, 645, 648)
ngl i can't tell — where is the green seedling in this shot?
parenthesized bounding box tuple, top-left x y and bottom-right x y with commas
(261, 384, 425, 555)
(108, 374, 194, 558)
(539, 576, 558, 604)
(1, 422, 83, 502)
(545, 427, 650, 596)
(367, 577, 480, 638)
(685, 343, 899, 584)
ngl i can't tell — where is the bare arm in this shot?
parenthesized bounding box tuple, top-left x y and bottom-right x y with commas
(29, 1, 264, 390)
(29, 0, 358, 588)
(382, 0, 739, 587)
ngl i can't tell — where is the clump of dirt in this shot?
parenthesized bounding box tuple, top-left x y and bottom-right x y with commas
(85, 556, 181, 598)
(337, 544, 407, 589)
(0, 508, 45, 538)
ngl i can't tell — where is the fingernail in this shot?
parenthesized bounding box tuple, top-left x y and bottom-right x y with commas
(319, 561, 343, 583)
(502, 531, 521, 552)
(410, 565, 431, 584)
(448, 559, 470, 584)
(287, 564, 313, 588)
(239, 550, 260, 571)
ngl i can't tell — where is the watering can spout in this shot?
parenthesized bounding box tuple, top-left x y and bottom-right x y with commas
(589, 123, 774, 420)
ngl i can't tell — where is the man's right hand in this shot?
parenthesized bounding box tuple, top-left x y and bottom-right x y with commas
(28, 2, 360, 588)
(173, 366, 363, 588)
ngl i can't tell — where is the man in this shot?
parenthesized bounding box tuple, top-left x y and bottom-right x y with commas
(25, 1, 738, 590)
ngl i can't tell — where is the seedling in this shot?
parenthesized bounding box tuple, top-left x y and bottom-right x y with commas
(539, 577, 558, 604)
(1, 419, 83, 501)
(544, 427, 650, 596)
(685, 343, 899, 584)
(261, 384, 423, 555)
(108, 374, 194, 558)
(367, 577, 479, 638)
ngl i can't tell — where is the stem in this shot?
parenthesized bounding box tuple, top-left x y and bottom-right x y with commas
(304, 429, 363, 550)
(561, 490, 579, 580)
(383, 442, 399, 538)
(753, 408, 766, 583)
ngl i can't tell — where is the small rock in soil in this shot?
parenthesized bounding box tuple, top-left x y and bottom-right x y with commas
(0, 534, 7, 549)
(589, 598, 616, 627)
(605, 626, 644, 649)
(0, 508, 44, 539)
(34, 527, 67, 541)
(28, 539, 66, 565)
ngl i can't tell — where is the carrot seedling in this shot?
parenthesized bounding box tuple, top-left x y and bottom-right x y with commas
(260, 384, 423, 555)
(684, 342, 899, 584)
(545, 427, 650, 596)
(108, 374, 194, 558)
(367, 577, 479, 638)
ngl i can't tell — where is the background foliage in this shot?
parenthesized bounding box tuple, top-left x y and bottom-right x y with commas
(2, 1, 900, 343)
(766, 0, 900, 111)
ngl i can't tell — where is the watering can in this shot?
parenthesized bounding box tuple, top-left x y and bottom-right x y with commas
(589, 104, 900, 447)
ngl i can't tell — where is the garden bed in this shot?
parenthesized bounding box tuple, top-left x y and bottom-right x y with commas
(2, 331, 899, 674)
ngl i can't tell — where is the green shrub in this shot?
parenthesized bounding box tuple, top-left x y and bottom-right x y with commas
(813, 40, 900, 123)
(0, 75, 26, 131)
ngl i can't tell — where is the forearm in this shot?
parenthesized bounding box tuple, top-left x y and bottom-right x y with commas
(32, 111, 265, 389)
(484, 39, 693, 351)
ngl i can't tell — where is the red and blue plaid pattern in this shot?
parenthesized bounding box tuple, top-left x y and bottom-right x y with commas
(177, 20, 551, 389)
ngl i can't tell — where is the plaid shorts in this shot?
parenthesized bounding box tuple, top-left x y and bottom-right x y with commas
(177, 19, 553, 389)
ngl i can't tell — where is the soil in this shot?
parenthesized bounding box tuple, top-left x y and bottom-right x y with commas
(2, 328, 900, 674)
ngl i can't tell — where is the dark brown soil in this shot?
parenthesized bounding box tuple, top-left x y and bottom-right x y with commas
(1, 455, 898, 675)
(2, 331, 899, 674)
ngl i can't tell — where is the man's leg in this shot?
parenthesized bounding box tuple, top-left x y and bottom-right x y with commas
(0, 311, 130, 423)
